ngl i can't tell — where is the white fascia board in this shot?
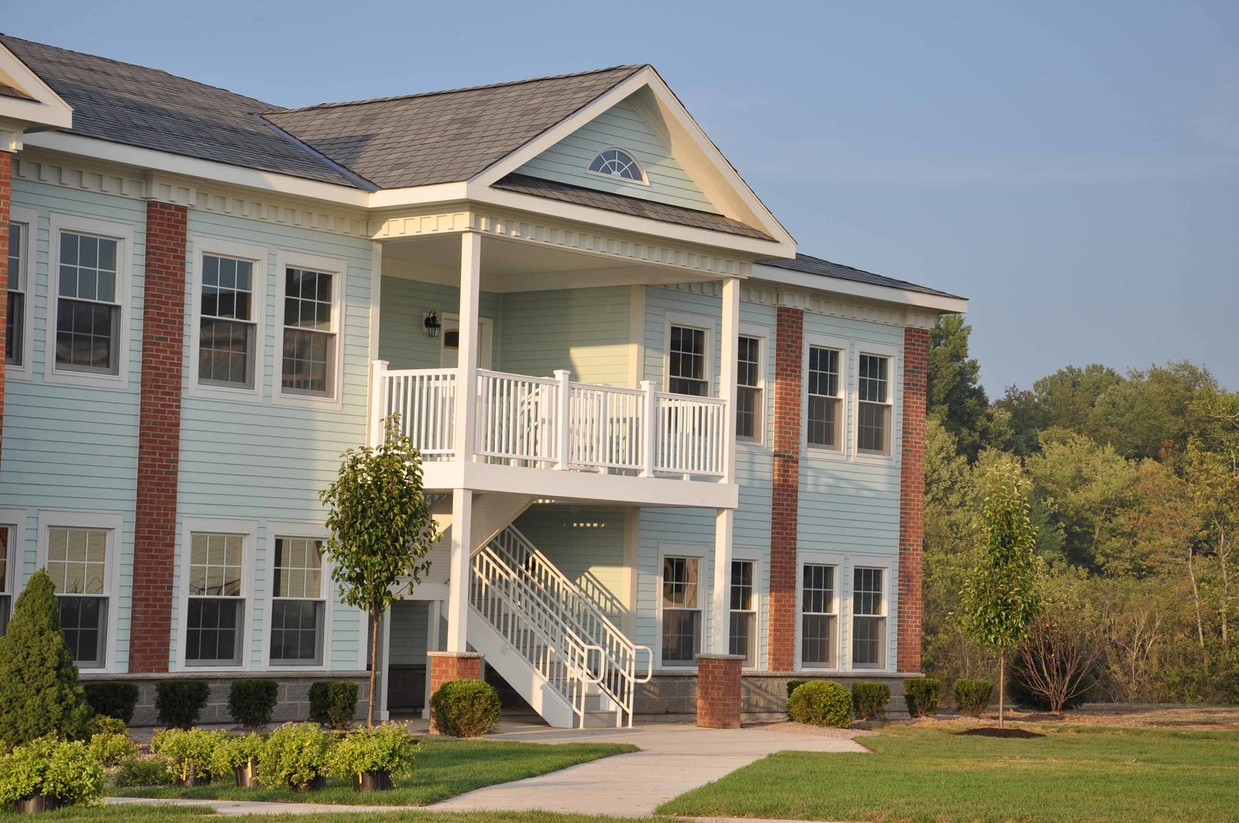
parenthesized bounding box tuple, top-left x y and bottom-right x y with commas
(368, 183, 470, 208)
(20, 131, 371, 207)
(751, 263, 968, 314)
(0, 45, 73, 130)
(469, 182, 791, 259)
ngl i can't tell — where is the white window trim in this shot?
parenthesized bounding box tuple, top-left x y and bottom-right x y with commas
(730, 548, 762, 671)
(177, 517, 257, 672)
(273, 250, 346, 409)
(663, 311, 717, 397)
(6, 206, 37, 379)
(851, 342, 900, 466)
(261, 522, 334, 671)
(736, 323, 768, 448)
(586, 146, 650, 187)
(847, 560, 893, 672)
(188, 237, 268, 403)
(35, 510, 123, 674)
(795, 550, 845, 673)
(802, 333, 850, 461)
(44, 213, 135, 390)
(655, 543, 708, 673)
(0, 508, 27, 625)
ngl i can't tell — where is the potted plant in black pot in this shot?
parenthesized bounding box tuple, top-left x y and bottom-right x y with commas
(150, 728, 222, 787)
(0, 738, 104, 813)
(212, 732, 265, 788)
(257, 723, 333, 792)
(328, 722, 419, 792)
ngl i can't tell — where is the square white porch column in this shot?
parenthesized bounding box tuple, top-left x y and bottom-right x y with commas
(446, 487, 473, 653)
(454, 230, 482, 462)
(711, 276, 740, 654)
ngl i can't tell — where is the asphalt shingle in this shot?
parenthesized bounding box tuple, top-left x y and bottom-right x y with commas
(757, 253, 963, 300)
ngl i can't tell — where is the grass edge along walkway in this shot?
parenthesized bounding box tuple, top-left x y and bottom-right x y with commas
(112, 738, 637, 808)
(656, 723, 1239, 823)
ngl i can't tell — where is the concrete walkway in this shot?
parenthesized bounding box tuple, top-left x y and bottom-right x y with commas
(109, 720, 866, 818)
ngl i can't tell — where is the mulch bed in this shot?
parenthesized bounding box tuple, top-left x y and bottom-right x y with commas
(955, 727, 1045, 739)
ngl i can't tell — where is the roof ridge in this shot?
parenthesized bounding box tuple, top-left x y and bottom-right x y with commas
(271, 64, 647, 114)
(0, 33, 285, 112)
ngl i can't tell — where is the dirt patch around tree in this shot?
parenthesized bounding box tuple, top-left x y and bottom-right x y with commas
(955, 727, 1045, 739)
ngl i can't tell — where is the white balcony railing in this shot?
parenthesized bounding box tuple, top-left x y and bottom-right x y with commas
(371, 361, 727, 478)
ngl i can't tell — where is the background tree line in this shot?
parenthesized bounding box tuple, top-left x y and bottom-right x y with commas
(924, 316, 1239, 706)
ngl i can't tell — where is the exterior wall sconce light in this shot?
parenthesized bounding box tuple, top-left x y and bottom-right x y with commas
(423, 310, 441, 338)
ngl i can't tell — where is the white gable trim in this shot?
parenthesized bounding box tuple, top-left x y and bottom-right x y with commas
(0, 43, 73, 143)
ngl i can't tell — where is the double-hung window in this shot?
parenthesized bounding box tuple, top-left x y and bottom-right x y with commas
(852, 567, 887, 668)
(199, 254, 257, 389)
(55, 231, 121, 375)
(281, 266, 337, 398)
(270, 537, 326, 666)
(857, 354, 893, 455)
(186, 533, 245, 667)
(729, 560, 757, 666)
(47, 527, 110, 668)
(806, 346, 843, 450)
(801, 563, 838, 668)
(6, 220, 27, 368)
(736, 336, 762, 440)
(668, 325, 708, 396)
(661, 556, 701, 666)
(0, 525, 12, 635)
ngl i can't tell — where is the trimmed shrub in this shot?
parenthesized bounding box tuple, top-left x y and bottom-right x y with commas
(952, 678, 994, 717)
(0, 737, 105, 808)
(88, 729, 137, 768)
(851, 682, 890, 721)
(309, 681, 359, 729)
(903, 678, 940, 718)
(429, 680, 501, 738)
(327, 722, 419, 785)
(150, 729, 223, 785)
(211, 733, 265, 784)
(785, 679, 811, 699)
(0, 570, 93, 749)
(787, 681, 852, 727)
(228, 680, 279, 729)
(155, 680, 211, 729)
(82, 682, 139, 724)
(113, 756, 175, 788)
(87, 715, 127, 737)
(257, 722, 333, 791)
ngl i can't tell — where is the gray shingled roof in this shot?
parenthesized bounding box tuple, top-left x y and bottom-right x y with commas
(0, 35, 360, 187)
(757, 253, 963, 300)
(494, 173, 772, 240)
(264, 66, 643, 190)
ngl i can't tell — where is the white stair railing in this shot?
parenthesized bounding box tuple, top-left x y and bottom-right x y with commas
(470, 544, 603, 726)
(488, 526, 652, 727)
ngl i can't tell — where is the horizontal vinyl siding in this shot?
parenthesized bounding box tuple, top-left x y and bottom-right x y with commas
(514, 506, 628, 627)
(178, 211, 375, 672)
(388, 601, 430, 665)
(2, 180, 145, 672)
(500, 287, 631, 385)
(378, 277, 501, 370)
(516, 95, 716, 213)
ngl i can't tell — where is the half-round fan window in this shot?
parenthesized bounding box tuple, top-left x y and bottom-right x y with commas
(588, 148, 645, 182)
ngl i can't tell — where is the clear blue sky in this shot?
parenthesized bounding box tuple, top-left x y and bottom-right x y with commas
(5, 0, 1237, 395)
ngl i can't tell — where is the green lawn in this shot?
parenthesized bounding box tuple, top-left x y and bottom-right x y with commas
(112, 738, 636, 807)
(658, 723, 1239, 823)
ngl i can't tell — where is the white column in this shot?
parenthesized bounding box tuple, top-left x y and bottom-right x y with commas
(454, 231, 482, 463)
(446, 488, 473, 652)
(711, 277, 740, 654)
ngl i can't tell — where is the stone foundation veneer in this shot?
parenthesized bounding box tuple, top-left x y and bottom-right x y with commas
(696, 654, 744, 729)
(426, 651, 484, 735)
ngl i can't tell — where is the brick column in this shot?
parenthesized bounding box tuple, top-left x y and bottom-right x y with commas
(426, 651, 484, 735)
(696, 653, 743, 728)
(0, 151, 11, 457)
(768, 306, 803, 672)
(129, 201, 188, 673)
(897, 326, 929, 673)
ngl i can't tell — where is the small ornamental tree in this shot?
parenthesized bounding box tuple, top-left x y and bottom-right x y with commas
(961, 457, 1042, 728)
(321, 416, 439, 725)
(0, 570, 93, 749)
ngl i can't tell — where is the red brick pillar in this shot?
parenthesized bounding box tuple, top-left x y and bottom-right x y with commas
(696, 653, 743, 728)
(0, 151, 11, 457)
(129, 201, 188, 673)
(768, 306, 803, 672)
(897, 326, 929, 673)
(426, 651, 484, 735)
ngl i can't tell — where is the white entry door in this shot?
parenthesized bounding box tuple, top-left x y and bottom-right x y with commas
(440, 314, 494, 369)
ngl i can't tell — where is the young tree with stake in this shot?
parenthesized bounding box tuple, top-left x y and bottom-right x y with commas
(320, 416, 439, 725)
(961, 456, 1042, 728)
